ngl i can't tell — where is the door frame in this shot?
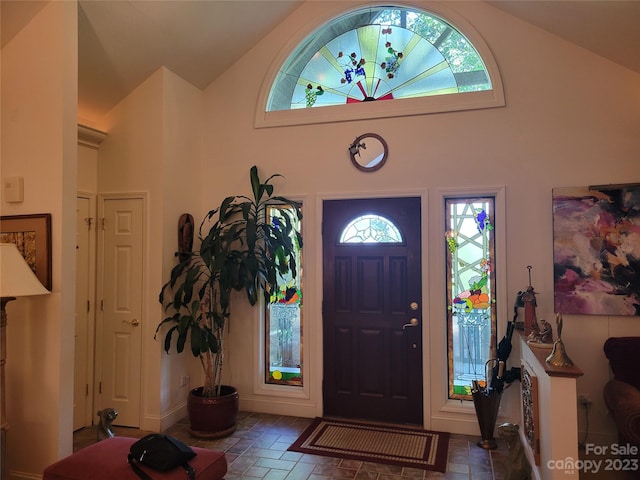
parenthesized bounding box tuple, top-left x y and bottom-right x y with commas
(75, 192, 97, 429)
(317, 189, 431, 429)
(95, 192, 147, 426)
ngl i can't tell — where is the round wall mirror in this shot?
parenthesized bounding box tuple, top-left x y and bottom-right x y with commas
(348, 133, 388, 172)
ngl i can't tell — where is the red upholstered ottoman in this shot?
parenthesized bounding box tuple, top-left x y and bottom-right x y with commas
(43, 437, 227, 480)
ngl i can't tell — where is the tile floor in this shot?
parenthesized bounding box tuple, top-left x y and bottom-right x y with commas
(74, 412, 509, 479)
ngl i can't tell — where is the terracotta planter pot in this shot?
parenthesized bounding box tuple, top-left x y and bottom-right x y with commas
(187, 385, 239, 438)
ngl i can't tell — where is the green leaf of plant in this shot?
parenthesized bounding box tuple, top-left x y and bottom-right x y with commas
(164, 325, 178, 353)
(190, 326, 202, 357)
(250, 165, 260, 201)
(156, 165, 303, 397)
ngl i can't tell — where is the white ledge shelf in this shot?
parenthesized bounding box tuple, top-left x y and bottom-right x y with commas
(518, 331, 582, 480)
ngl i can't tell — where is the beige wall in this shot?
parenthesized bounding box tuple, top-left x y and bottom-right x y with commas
(77, 145, 98, 194)
(202, 0, 640, 440)
(99, 67, 204, 431)
(1, 1, 78, 477)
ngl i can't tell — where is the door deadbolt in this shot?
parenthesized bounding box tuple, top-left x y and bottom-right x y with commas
(410, 302, 419, 311)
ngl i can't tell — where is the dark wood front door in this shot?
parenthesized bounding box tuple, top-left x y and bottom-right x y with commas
(322, 197, 423, 425)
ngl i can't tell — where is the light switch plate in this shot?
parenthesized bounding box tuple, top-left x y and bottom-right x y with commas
(3, 176, 24, 203)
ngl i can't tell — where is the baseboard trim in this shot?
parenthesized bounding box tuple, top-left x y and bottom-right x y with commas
(142, 402, 188, 432)
(240, 397, 318, 419)
(10, 470, 42, 480)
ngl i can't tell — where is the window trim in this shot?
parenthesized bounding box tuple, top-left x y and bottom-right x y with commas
(255, 2, 505, 128)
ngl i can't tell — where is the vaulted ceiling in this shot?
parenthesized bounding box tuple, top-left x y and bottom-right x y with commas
(2, 1, 639, 124)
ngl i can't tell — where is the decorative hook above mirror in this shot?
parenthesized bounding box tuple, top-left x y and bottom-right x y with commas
(348, 133, 388, 172)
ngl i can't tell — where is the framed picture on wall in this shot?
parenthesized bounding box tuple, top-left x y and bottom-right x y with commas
(0, 213, 52, 290)
(552, 185, 640, 316)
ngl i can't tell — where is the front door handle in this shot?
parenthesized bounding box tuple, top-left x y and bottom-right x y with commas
(122, 318, 140, 327)
(402, 318, 419, 330)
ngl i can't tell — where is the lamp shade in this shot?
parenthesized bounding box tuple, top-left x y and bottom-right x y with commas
(0, 243, 50, 297)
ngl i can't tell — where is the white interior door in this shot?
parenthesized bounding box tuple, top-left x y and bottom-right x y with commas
(74, 195, 96, 430)
(96, 195, 145, 427)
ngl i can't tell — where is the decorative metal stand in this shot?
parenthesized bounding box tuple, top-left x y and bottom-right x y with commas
(522, 266, 538, 337)
(472, 390, 502, 449)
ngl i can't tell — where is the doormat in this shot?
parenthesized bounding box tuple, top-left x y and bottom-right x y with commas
(287, 417, 449, 472)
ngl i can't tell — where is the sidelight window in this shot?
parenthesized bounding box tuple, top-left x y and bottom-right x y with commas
(446, 197, 496, 399)
(265, 205, 303, 386)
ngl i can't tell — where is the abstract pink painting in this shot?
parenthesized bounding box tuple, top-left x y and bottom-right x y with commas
(553, 185, 640, 316)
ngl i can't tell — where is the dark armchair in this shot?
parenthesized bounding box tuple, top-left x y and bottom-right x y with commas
(603, 337, 640, 448)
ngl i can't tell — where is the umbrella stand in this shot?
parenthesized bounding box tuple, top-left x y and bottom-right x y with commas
(472, 389, 502, 449)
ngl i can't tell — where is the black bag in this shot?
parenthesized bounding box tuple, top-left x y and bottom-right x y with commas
(128, 433, 197, 479)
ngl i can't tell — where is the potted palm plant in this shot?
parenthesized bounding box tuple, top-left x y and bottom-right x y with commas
(157, 165, 302, 437)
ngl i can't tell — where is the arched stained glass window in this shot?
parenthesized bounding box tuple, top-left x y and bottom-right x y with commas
(339, 214, 403, 243)
(268, 5, 492, 111)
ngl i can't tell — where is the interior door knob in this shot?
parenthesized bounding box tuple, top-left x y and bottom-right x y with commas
(122, 318, 140, 327)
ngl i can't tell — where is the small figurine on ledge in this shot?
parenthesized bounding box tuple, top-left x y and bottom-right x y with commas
(539, 319, 553, 344)
(527, 318, 554, 349)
